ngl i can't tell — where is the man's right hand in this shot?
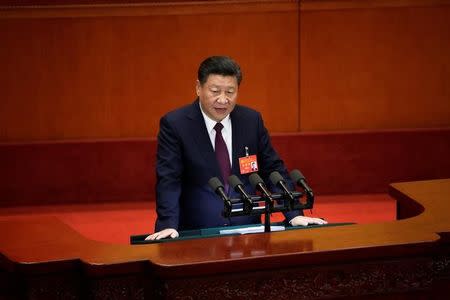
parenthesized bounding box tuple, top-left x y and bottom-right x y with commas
(145, 228, 179, 241)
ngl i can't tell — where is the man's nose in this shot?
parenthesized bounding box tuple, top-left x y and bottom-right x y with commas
(217, 93, 229, 104)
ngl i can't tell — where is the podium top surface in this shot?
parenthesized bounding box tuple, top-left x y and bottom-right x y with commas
(130, 222, 355, 245)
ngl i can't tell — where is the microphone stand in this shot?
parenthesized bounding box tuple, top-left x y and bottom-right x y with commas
(221, 191, 310, 233)
(263, 194, 274, 233)
(213, 171, 315, 233)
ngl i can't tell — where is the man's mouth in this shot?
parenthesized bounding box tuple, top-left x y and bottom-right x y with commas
(214, 108, 227, 113)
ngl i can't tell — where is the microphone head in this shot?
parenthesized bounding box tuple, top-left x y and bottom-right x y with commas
(208, 177, 224, 192)
(290, 169, 305, 183)
(228, 175, 243, 190)
(249, 173, 264, 188)
(269, 171, 284, 185)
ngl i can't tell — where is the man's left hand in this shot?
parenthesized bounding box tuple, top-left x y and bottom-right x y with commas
(289, 216, 327, 226)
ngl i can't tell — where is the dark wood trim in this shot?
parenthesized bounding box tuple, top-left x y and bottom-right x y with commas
(0, 0, 299, 18)
(300, 0, 450, 11)
(2, 0, 449, 19)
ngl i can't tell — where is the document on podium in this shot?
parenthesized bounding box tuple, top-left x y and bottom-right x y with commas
(219, 225, 285, 235)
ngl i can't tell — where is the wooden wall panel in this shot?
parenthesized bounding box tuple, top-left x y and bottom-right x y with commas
(2, 0, 450, 141)
(300, 3, 450, 131)
(0, 1, 299, 141)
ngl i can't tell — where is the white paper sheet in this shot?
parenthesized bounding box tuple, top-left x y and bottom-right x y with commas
(219, 225, 285, 235)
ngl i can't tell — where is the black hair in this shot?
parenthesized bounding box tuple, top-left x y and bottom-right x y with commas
(197, 56, 242, 86)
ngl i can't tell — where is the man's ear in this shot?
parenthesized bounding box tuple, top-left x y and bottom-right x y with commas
(195, 80, 201, 96)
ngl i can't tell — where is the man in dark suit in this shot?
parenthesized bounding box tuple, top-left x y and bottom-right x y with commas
(146, 56, 326, 240)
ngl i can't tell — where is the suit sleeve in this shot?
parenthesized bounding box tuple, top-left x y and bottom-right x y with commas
(155, 116, 183, 231)
(255, 112, 304, 222)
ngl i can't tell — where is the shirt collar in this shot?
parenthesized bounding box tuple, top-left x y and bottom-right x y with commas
(199, 102, 231, 134)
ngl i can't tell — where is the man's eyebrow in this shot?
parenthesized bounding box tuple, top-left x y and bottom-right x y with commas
(208, 85, 236, 90)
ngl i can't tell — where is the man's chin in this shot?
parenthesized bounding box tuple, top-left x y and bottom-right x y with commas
(212, 109, 228, 119)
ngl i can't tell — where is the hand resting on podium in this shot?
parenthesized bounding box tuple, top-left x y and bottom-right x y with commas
(289, 216, 327, 227)
(145, 228, 179, 241)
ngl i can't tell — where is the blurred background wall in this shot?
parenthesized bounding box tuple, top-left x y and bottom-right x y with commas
(1, 0, 449, 141)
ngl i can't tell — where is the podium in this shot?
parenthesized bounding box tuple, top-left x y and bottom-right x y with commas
(0, 180, 449, 299)
(130, 222, 354, 244)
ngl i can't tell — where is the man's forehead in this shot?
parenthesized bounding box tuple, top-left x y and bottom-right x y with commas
(204, 74, 238, 86)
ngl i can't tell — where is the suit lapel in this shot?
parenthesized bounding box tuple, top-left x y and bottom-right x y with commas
(186, 100, 222, 179)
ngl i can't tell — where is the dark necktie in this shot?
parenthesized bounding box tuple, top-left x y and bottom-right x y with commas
(214, 123, 232, 190)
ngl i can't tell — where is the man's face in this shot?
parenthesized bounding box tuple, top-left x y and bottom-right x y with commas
(196, 74, 238, 122)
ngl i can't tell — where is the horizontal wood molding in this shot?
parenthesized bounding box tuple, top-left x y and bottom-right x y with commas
(0, 0, 299, 18)
(2, 0, 449, 18)
(300, 0, 450, 11)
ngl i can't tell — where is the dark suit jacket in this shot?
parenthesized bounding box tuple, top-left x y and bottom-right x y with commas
(155, 100, 300, 231)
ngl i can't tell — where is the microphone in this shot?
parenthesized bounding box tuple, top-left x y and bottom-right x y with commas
(269, 171, 295, 204)
(249, 173, 272, 199)
(290, 169, 313, 197)
(228, 175, 253, 213)
(208, 177, 232, 211)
